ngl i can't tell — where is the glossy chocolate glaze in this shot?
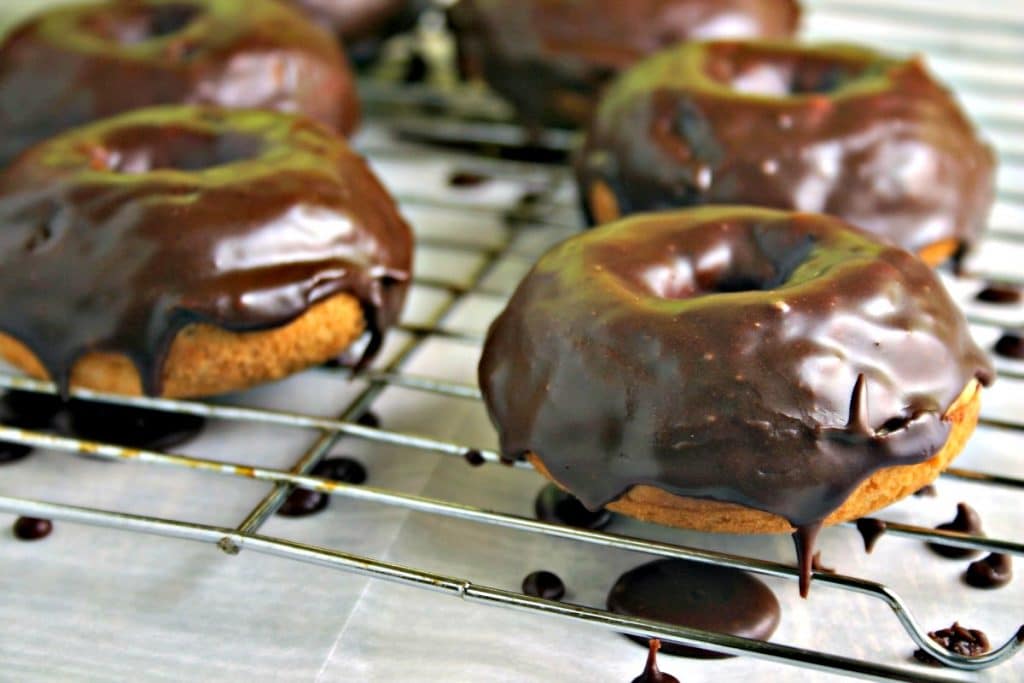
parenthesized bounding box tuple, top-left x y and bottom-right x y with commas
(480, 207, 992, 537)
(631, 640, 679, 683)
(928, 503, 985, 559)
(964, 553, 1013, 589)
(448, 0, 800, 129)
(608, 559, 780, 658)
(578, 41, 995, 256)
(0, 0, 358, 166)
(0, 106, 412, 397)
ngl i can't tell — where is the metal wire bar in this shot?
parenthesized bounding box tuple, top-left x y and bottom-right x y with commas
(0, 420, 1021, 671)
(0, 495, 979, 681)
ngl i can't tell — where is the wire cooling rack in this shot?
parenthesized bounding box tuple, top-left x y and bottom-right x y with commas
(1, 0, 1023, 681)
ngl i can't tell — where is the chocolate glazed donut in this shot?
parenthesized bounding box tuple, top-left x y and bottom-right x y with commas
(577, 41, 996, 265)
(0, 106, 412, 398)
(479, 207, 992, 595)
(0, 0, 359, 167)
(448, 0, 800, 130)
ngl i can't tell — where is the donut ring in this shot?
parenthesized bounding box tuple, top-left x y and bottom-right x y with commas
(0, 0, 359, 166)
(0, 106, 412, 398)
(448, 0, 800, 130)
(577, 41, 995, 263)
(479, 206, 993, 533)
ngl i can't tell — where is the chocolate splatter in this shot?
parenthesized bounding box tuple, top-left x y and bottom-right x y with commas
(277, 489, 329, 517)
(312, 456, 367, 485)
(913, 623, 989, 666)
(927, 503, 984, 559)
(464, 449, 486, 467)
(12, 516, 52, 541)
(964, 553, 1013, 589)
(522, 570, 565, 600)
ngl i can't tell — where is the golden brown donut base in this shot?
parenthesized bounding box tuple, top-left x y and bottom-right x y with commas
(0, 293, 364, 399)
(585, 183, 960, 268)
(529, 378, 982, 534)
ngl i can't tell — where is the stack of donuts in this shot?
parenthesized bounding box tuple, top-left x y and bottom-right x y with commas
(0, 0, 999, 612)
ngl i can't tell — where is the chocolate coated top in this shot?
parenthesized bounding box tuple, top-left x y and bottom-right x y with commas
(448, 0, 800, 129)
(0, 106, 412, 396)
(578, 41, 995, 255)
(479, 207, 992, 527)
(0, 0, 358, 166)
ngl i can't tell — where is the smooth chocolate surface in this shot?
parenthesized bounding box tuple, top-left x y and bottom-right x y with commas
(481, 207, 992, 536)
(631, 640, 679, 683)
(964, 553, 1012, 589)
(0, 0, 358, 166)
(534, 483, 612, 530)
(927, 503, 985, 559)
(521, 570, 565, 600)
(0, 106, 412, 397)
(607, 559, 781, 658)
(578, 41, 995, 256)
(448, 0, 800, 129)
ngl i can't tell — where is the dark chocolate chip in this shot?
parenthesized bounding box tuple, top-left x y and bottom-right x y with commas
(975, 284, 1021, 304)
(277, 488, 329, 517)
(927, 503, 984, 559)
(964, 553, 1013, 589)
(913, 622, 990, 666)
(534, 483, 612, 530)
(521, 570, 565, 600)
(12, 516, 52, 541)
(312, 457, 367, 485)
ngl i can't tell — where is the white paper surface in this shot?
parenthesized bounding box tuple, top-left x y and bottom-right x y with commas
(0, 1, 1023, 681)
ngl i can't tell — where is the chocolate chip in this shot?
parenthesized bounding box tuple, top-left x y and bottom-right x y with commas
(522, 570, 565, 600)
(964, 553, 1013, 589)
(927, 503, 984, 559)
(12, 516, 52, 541)
(913, 622, 989, 665)
(277, 488, 329, 517)
(312, 457, 367, 485)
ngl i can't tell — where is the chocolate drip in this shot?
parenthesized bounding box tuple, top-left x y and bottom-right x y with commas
(914, 484, 937, 497)
(534, 484, 612, 530)
(12, 516, 52, 541)
(975, 285, 1021, 305)
(811, 551, 835, 574)
(964, 553, 1013, 589)
(0, 107, 411, 397)
(521, 570, 565, 600)
(631, 640, 679, 683)
(577, 41, 995, 256)
(0, 0, 358, 166)
(855, 518, 887, 554)
(792, 522, 822, 598)
(480, 208, 990, 595)
(607, 559, 780, 658)
(927, 503, 985, 559)
(913, 623, 989, 666)
(994, 333, 1024, 360)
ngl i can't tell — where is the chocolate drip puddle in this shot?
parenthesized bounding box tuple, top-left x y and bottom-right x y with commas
(607, 559, 780, 658)
(631, 639, 679, 683)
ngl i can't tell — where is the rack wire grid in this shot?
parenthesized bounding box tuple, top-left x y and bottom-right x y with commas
(1, 0, 1023, 681)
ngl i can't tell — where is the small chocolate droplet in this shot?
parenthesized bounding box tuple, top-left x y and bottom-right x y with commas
(994, 333, 1024, 360)
(964, 553, 1013, 589)
(631, 639, 680, 683)
(522, 570, 565, 600)
(811, 551, 835, 574)
(448, 170, 491, 188)
(975, 284, 1021, 304)
(927, 503, 984, 559)
(356, 411, 380, 429)
(277, 488, 329, 517)
(534, 483, 612, 530)
(913, 622, 990, 666)
(312, 457, 367, 485)
(914, 484, 937, 497)
(13, 516, 52, 541)
(68, 400, 204, 451)
(856, 518, 887, 553)
(464, 449, 486, 467)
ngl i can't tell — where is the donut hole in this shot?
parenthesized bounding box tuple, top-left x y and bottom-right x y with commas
(83, 3, 202, 45)
(704, 45, 872, 97)
(91, 128, 264, 174)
